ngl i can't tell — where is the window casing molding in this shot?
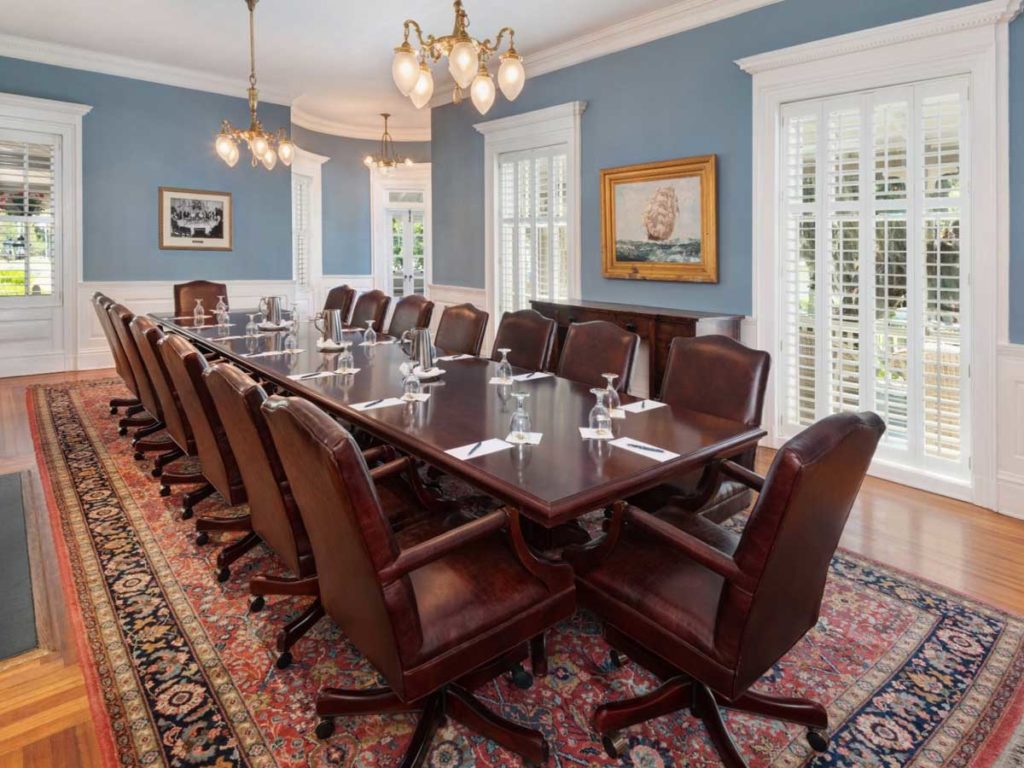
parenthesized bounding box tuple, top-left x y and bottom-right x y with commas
(475, 101, 586, 326)
(741, 6, 1015, 510)
(290, 146, 328, 314)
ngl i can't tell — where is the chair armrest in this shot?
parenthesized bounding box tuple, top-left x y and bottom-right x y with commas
(379, 509, 508, 584)
(624, 506, 754, 592)
(720, 460, 764, 492)
(362, 445, 395, 465)
(370, 456, 412, 483)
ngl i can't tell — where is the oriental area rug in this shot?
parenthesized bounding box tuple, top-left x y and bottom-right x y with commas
(29, 378, 1024, 767)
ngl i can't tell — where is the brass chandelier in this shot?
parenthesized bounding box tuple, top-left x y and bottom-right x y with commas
(391, 0, 526, 115)
(215, 0, 294, 170)
(363, 114, 415, 174)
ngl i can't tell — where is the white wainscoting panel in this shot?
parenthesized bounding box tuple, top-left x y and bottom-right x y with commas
(426, 284, 489, 344)
(78, 280, 297, 370)
(997, 343, 1024, 519)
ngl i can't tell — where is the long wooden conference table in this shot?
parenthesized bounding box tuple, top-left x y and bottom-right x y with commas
(155, 311, 766, 530)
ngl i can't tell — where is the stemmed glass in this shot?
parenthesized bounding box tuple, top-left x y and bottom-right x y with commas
(337, 342, 355, 373)
(364, 320, 377, 347)
(193, 298, 206, 327)
(509, 391, 532, 443)
(601, 373, 621, 412)
(283, 330, 298, 353)
(245, 313, 259, 337)
(589, 388, 613, 438)
(402, 369, 423, 401)
(496, 348, 513, 383)
(215, 295, 229, 326)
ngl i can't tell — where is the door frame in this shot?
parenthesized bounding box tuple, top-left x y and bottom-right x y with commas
(369, 163, 432, 294)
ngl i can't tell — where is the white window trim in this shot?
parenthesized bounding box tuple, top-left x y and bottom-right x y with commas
(291, 146, 328, 313)
(0, 91, 90, 370)
(369, 163, 432, 297)
(739, 0, 1022, 509)
(475, 101, 586, 324)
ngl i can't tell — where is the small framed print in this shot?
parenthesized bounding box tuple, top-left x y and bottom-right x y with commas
(159, 187, 233, 251)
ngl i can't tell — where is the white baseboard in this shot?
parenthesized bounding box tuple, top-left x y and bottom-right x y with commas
(997, 342, 1024, 517)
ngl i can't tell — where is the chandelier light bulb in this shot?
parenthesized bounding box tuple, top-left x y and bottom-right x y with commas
(471, 68, 496, 115)
(251, 134, 270, 160)
(498, 51, 526, 101)
(278, 139, 294, 167)
(410, 64, 435, 109)
(225, 143, 240, 168)
(261, 147, 278, 170)
(404, 157, 415, 166)
(448, 41, 479, 89)
(392, 43, 421, 96)
(216, 133, 237, 164)
(364, 155, 375, 167)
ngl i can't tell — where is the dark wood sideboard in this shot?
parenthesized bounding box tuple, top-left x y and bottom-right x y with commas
(531, 299, 743, 398)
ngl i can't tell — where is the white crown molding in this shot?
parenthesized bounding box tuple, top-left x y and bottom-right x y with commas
(736, 0, 1024, 74)
(473, 100, 587, 137)
(0, 91, 92, 120)
(291, 106, 431, 142)
(0, 32, 292, 105)
(431, 0, 780, 108)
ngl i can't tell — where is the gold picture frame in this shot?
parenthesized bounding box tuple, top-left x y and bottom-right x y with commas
(158, 187, 233, 251)
(601, 154, 717, 283)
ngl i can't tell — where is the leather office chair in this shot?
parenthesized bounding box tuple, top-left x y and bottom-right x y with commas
(262, 395, 575, 765)
(159, 335, 251, 582)
(129, 316, 204, 489)
(387, 294, 435, 338)
(435, 302, 489, 356)
(91, 293, 140, 416)
(556, 320, 638, 392)
(349, 290, 391, 334)
(629, 336, 771, 522)
(323, 284, 356, 320)
(491, 309, 557, 371)
(173, 280, 227, 317)
(107, 303, 165, 444)
(566, 411, 885, 766)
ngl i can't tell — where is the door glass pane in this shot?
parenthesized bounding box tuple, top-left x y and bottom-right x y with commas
(0, 138, 56, 297)
(390, 212, 405, 298)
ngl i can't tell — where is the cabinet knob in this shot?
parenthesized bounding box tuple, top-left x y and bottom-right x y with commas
(625, 322, 637, 332)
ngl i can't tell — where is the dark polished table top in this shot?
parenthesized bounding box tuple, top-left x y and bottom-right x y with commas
(154, 311, 765, 526)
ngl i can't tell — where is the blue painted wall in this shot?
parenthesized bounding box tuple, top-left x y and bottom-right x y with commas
(0, 56, 292, 282)
(432, 0, 1023, 341)
(290, 125, 430, 275)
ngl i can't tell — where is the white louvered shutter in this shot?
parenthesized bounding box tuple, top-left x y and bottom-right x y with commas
(292, 173, 312, 288)
(0, 135, 58, 297)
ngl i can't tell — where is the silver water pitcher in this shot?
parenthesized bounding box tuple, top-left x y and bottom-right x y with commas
(315, 309, 345, 345)
(401, 328, 435, 371)
(258, 295, 287, 326)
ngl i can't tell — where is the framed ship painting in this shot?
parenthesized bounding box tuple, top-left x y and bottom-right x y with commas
(601, 155, 717, 283)
(158, 187, 233, 251)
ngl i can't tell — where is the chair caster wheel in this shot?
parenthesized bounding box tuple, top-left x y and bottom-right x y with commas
(181, 507, 194, 520)
(276, 651, 293, 669)
(509, 663, 533, 690)
(110, 406, 118, 415)
(216, 567, 230, 583)
(118, 427, 128, 437)
(195, 531, 209, 546)
(249, 596, 265, 613)
(807, 729, 830, 753)
(315, 718, 335, 740)
(133, 451, 144, 461)
(609, 650, 623, 668)
(160, 485, 171, 497)
(602, 732, 627, 759)
(151, 466, 163, 478)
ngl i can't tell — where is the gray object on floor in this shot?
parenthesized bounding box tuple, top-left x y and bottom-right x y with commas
(0, 473, 37, 661)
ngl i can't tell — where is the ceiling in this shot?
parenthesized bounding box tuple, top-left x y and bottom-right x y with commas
(0, 0, 769, 140)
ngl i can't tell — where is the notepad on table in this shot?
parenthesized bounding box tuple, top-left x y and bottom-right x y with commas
(446, 439, 514, 461)
(579, 427, 614, 441)
(505, 432, 543, 445)
(620, 400, 667, 414)
(243, 349, 305, 358)
(350, 398, 404, 412)
(512, 372, 553, 382)
(610, 437, 679, 462)
(437, 354, 475, 362)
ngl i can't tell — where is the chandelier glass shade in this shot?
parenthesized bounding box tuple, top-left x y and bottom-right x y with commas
(214, 0, 293, 170)
(392, 0, 525, 116)
(363, 114, 414, 175)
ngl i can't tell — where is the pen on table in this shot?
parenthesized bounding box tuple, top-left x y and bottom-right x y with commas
(641, 400, 646, 410)
(364, 398, 384, 408)
(467, 441, 483, 456)
(628, 442, 664, 454)
(298, 372, 323, 381)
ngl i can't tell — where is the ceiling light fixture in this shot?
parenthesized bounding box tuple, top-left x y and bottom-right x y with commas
(392, 0, 525, 116)
(363, 114, 414, 174)
(215, 0, 293, 170)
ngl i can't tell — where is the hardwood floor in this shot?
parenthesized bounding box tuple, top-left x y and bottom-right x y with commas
(1, 368, 1023, 766)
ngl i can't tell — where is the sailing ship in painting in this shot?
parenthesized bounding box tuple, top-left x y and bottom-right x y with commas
(615, 180, 702, 264)
(643, 186, 679, 241)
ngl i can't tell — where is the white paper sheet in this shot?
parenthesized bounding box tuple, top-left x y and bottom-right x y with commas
(579, 427, 615, 441)
(512, 372, 553, 382)
(436, 354, 475, 362)
(505, 432, 543, 445)
(243, 349, 305, 358)
(610, 437, 679, 463)
(350, 398, 405, 412)
(287, 371, 337, 382)
(489, 377, 515, 386)
(400, 393, 431, 403)
(620, 400, 668, 414)
(446, 439, 514, 461)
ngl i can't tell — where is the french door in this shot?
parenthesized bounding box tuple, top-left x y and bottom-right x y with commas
(388, 207, 426, 298)
(778, 75, 970, 483)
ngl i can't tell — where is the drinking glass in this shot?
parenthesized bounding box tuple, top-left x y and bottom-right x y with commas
(245, 313, 259, 337)
(509, 391, 532, 443)
(402, 370, 423, 401)
(193, 298, 205, 327)
(602, 373, 621, 412)
(283, 331, 298, 353)
(496, 348, 513, 383)
(337, 342, 355, 373)
(215, 295, 229, 326)
(364, 320, 377, 347)
(588, 388, 613, 438)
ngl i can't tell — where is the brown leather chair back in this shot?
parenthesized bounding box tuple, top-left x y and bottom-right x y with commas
(490, 309, 557, 371)
(130, 316, 193, 452)
(92, 293, 137, 394)
(108, 303, 160, 418)
(722, 411, 884, 691)
(350, 290, 391, 333)
(174, 280, 227, 317)
(323, 285, 356, 320)
(435, 303, 489, 356)
(204, 364, 311, 576)
(261, 395, 415, 692)
(557, 320, 639, 391)
(158, 334, 246, 505)
(388, 294, 435, 338)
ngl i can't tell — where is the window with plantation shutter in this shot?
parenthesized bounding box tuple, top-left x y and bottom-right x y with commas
(497, 146, 569, 317)
(292, 172, 312, 288)
(0, 134, 58, 297)
(778, 75, 970, 481)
